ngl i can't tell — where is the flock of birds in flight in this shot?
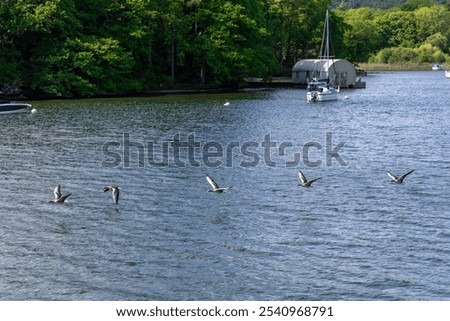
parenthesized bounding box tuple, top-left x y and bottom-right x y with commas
(48, 184, 121, 204)
(38, 100, 417, 206)
(47, 169, 415, 205)
(25, 100, 416, 206)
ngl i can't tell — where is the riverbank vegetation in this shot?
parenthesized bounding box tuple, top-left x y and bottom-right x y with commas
(0, 0, 449, 98)
(357, 62, 435, 71)
(336, 1, 450, 67)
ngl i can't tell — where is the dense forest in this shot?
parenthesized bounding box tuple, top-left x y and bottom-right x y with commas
(0, 0, 449, 98)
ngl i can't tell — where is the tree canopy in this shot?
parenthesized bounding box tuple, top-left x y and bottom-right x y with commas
(0, 0, 449, 97)
(337, 2, 450, 64)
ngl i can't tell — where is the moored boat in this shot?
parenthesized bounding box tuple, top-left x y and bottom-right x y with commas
(445, 70, 450, 79)
(306, 79, 339, 102)
(0, 100, 32, 114)
(306, 10, 339, 102)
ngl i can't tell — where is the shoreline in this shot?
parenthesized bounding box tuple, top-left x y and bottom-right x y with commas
(3, 66, 447, 101)
(358, 62, 449, 72)
(2, 83, 295, 102)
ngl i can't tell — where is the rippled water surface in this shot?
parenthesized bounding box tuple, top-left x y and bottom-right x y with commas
(1, 71, 449, 300)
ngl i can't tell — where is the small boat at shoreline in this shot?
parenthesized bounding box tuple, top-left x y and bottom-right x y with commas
(0, 100, 32, 114)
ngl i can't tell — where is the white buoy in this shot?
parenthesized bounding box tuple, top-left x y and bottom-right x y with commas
(224, 102, 230, 106)
(31, 108, 38, 114)
(343, 96, 349, 100)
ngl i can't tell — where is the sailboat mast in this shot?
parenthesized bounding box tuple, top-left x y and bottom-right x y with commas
(318, 10, 330, 79)
(319, 12, 326, 59)
(325, 10, 329, 60)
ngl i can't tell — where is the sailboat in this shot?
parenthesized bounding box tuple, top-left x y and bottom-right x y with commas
(306, 10, 339, 102)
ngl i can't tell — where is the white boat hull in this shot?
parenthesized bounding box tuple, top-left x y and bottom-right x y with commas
(445, 71, 450, 79)
(307, 89, 339, 102)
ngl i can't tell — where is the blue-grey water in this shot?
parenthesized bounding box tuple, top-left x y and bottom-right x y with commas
(1, 71, 449, 300)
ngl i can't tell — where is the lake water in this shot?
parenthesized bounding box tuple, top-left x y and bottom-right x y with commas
(1, 71, 449, 300)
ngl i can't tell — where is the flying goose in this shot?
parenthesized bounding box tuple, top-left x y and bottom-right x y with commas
(103, 185, 120, 204)
(206, 174, 230, 193)
(298, 170, 321, 187)
(48, 185, 71, 203)
(387, 169, 414, 184)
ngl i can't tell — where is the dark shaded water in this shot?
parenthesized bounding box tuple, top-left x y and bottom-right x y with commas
(1, 71, 449, 300)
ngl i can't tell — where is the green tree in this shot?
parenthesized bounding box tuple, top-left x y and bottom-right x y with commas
(180, 0, 276, 87)
(33, 36, 137, 97)
(400, 0, 436, 11)
(425, 32, 448, 52)
(4, 0, 81, 95)
(201, 0, 275, 86)
(74, 0, 159, 87)
(0, 1, 22, 91)
(274, 0, 331, 66)
(414, 5, 450, 51)
(375, 10, 419, 48)
(337, 8, 382, 62)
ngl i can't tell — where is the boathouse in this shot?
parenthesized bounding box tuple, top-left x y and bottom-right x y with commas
(292, 59, 357, 88)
